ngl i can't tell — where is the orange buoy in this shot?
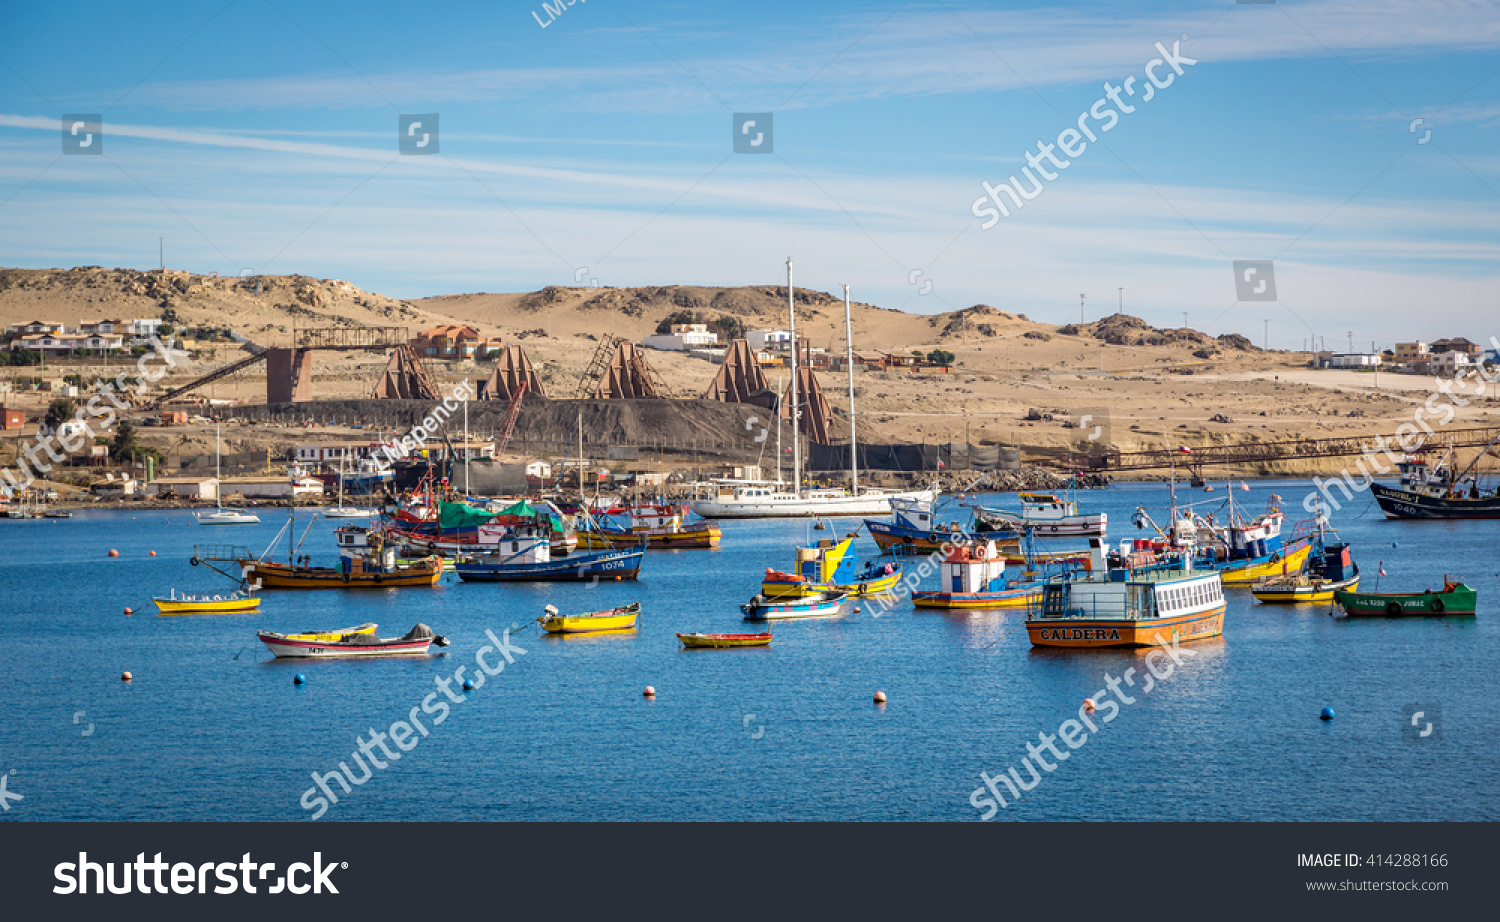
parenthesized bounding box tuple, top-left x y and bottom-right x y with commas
(853, 605, 861, 613)
(643, 685, 656, 698)
(107, 549, 119, 558)
(123, 607, 133, 615)
(873, 690, 887, 704)
(149, 551, 156, 556)
(1083, 698, 1096, 711)
(121, 671, 133, 681)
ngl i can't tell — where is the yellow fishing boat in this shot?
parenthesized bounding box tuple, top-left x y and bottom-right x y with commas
(539, 602, 641, 634)
(154, 589, 261, 615)
(761, 537, 900, 598)
(1217, 537, 1313, 585)
(283, 623, 378, 642)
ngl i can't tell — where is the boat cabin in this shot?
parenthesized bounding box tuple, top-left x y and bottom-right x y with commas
(938, 539, 1007, 593)
(1017, 492, 1078, 521)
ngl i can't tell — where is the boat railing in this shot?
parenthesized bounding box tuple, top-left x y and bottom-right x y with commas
(192, 544, 255, 563)
(1026, 592, 1134, 621)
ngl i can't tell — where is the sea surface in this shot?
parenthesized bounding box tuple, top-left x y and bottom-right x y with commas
(0, 480, 1495, 822)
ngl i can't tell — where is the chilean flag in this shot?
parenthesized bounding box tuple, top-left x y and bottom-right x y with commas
(1178, 445, 1192, 453)
(1379, 565, 1388, 578)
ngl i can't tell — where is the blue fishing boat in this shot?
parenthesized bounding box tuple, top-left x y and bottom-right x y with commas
(865, 497, 1009, 555)
(740, 590, 847, 620)
(455, 534, 645, 582)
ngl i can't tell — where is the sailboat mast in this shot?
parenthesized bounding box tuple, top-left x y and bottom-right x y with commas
(215, 424, 221, 511)
(463, 390, 470, 496)
(844, 283, 857, 494)
(787, 257, 801, 498)
(775, 373, 783, 485)
(577, 409, 584, 496)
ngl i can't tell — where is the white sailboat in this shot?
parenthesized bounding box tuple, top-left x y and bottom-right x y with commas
(196, 425, 260, 524)
(324, 454, 374, 518)
(689, 261, 936, 519)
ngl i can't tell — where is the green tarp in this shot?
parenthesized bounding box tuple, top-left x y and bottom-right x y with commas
(437, 499, 560, 531)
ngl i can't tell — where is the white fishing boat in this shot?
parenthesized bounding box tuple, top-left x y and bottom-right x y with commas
(688, 263, 936, 519)
(975, 488, 1105, 537)
(196, 425, 260, 525)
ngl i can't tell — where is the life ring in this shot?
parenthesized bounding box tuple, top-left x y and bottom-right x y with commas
(1386, 601, 1402, 615)
(973, 546, 986, 559)
(1429, 597, 1444, 613)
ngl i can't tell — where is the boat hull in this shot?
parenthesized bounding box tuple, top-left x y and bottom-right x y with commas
(978, 512, 1105, 537)
(1372, 483, 1500, 519)
(154, 597, 261, 615)
(1333, 585, 1477, 616)
(741, 592, 846, 620)
(1214, 539, 1313, 585)
(1026, 606, 1225, 648)
(677, 632, 772, 648)
(541, 605, 640, 633)
(577, 527, 720, 550)
(239, 560, 442, 589)
(456, 548, 644, 582)
(762, 568, 901, 599)
(258, 634, 432, 658)
(1252, 576, 1358, 604)
(913, 584, 1043, 609)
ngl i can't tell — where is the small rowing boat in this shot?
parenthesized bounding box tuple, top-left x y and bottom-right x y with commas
(1333, 578, 1478, 617)
(740, 590, 846, 620)
(257, 622, 449, 658)
(540, 601, 640, 634)
(154, 588, 261, 615)
(677, 632, 772, 648)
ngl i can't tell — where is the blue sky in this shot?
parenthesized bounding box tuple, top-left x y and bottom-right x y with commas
(2, 0, 1499, 348)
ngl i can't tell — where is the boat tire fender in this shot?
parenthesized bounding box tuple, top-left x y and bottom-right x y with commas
(342, 572, 351, 584)
(1430, 597, 1444, 613)
(1386, 601, 1402, 616)
(190, 557, 200, 566)
(375, 573, 383, 584)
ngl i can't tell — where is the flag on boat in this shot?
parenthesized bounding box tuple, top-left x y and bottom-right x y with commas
(937, 459, 945, 468)
(1178, 445, 1192, 453)
(1239, 481, 1250, 491)
(1379, 566, 1387, 577)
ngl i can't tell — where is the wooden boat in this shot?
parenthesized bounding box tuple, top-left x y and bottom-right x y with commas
(677, 632, 772, 648)
(576, 503, 721, 550)
(1252, 541, 1358, 604)
(1333, 578, 1478, 616)
(257, 622, 449, 658)
(1373, 435, 1500, 519)
(866, 497, 995, 555)
(976, 490, 1106, 537)
(740, 590, 846, 620)
(283, 623, 377, 642)
(455, 535, 644, 582)
(540, 601, 640, 634)
(154, 588, 261, 615)
(1025, 539, 1225, 647)
(761, 537, 900, 598)
(1216, 535, 1314, 585)
(911, 539, 1024, 609)
(239, 553, 442, 589)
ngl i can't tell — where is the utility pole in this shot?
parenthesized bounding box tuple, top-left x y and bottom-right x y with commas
(1118, 287, 1122, 313)
(1347, 331, 1353, 353)
(158, 237, 163, 270)
(1079, 293, 1086, 324)
(1183, 312, 1188, 330)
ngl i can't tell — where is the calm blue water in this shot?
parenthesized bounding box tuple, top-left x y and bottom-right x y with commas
(0, 480, 1495, 822)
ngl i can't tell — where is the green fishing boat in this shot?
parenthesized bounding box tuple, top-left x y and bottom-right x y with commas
(1333, 578, 1477, 617)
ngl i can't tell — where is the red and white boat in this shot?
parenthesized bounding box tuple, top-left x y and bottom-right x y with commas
(257, 623, 449, 658)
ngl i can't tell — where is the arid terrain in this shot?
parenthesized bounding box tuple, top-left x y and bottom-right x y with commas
(2, 266, 1496, 491)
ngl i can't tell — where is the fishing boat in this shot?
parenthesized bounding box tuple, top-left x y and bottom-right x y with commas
(576, 503, 721, 549)
(43, 510, 73, 519)
(257, 622, 449, 658)
(865, 496, 993, 555)
(194, 513, 443, 590)
(761, 536, 901, 598)
(1132, 491, 1312, 586)
(387, 499, 577, 557)
(455, 534, 644, 582)
(196, 425, 260, 524)
(1025, 539, 1226, 648)
(677, 632, 772, 648)
(1251, 543, 1359, 603)
(1333, 578, 1478, 616)
(688, 262, 935, 519)
(153, 588, 262, 615)
(1373, 434, 1500, 519)
(911, 538, 1048, 609)
(539, 601, 641, 634)
(975, 486, 1106, 537)
(740, 590, 847, 620)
